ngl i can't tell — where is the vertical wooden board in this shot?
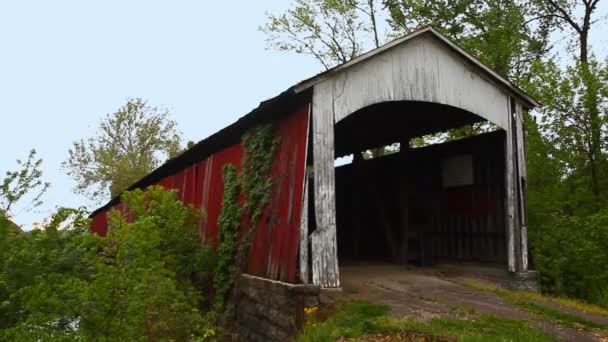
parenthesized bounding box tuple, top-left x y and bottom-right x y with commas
(505, 98, 516, 273)
(203, 144, 244, 247)
(173, 169, 186, 199)
(182, 165, 197, 206)
(515, 103, 528, 271)
(90, 209, 109, 236)
(332, 51, 395, 123)
(158, 175, 174, 190)
(193, 160, 207, 238)
(193, 160, 206, 209)
(246, 106, 309, 283)
(297, 30, 533, 130)
(201, 156, 214, 243)
(299, 176, 309, 283)
(311, 82, 340, 288)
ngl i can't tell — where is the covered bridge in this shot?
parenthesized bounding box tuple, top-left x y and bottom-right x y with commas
(90, 26, 538, 289)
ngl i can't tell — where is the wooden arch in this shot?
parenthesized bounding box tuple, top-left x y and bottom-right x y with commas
(302, 31, 531, 287)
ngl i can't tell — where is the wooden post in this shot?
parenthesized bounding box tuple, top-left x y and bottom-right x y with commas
(299, 174, 309, 283)
(514, 103, 529, 271)
(311, 83, 340, 288)
(352, 152, 364, 259)
(299, 104, 313, 284)
(505, 98, 517, 273)
(398, 137, 411, 265)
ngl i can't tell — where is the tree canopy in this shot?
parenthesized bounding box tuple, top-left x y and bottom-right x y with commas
(63, 98, 182, 202)
(0, 149, 50, 217)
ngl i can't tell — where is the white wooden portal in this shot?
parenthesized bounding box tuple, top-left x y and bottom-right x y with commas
(296, 27, 537, 288)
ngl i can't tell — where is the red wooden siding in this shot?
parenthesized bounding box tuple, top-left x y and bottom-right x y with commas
(89, 106, 309, 283)
(247, 106, 309, 282)
(199, 144, 244, 245)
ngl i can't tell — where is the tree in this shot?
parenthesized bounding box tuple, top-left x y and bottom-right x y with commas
(522, 59, 608, 214)
(0, 207, 96, 340)
(263, 0, 388, 156)
(82, 186, 213, 340)
(64, 98, 182, 202)
(530, 0, 606, 208)
(385, 0, 554, 81)
(0, 149, 50, 216)
(260, 0, 384, 70)
(0, 187, 216, 340)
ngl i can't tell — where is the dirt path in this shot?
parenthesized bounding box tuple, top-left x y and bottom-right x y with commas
(332, 263, 605, 341)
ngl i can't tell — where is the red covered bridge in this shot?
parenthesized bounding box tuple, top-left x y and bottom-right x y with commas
(91, 27, 538, 289)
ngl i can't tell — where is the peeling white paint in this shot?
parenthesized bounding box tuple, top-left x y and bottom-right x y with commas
(309, 33, 533, 286)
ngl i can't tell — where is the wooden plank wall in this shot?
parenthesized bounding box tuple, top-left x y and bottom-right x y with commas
(90, 106, 310, 284)
(335, 131, 507, 266)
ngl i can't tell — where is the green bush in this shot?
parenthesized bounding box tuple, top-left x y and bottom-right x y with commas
(0, 186, 217, 341)
(0, 208, 97, 341)
(531, 210, 608, 307)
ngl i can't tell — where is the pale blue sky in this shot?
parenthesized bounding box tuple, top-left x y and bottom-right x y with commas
(0, 1, 322, 226)
(1, 1, 607, 227)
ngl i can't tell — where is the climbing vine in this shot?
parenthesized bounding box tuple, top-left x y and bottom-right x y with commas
(212, 124, 279, 315)
(213, 164, 240, 313)
(240, 124, 280, 226)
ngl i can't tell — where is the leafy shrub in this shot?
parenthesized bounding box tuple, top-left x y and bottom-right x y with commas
(531, 210, 608, 307)
(0, 186, 217, 341)
(82, 186, 215, 340)
(0, 208, 97, 341)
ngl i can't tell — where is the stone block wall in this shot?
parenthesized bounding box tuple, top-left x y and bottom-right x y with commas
(503, 270, 540, 293)
(235, 274, 320, 342)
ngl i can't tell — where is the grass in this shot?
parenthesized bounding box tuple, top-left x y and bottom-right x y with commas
(460, 281, 608, 332)
(514, 300, 605, 331)
(296, 300, 556, 342)
(461, 281, 608, 317)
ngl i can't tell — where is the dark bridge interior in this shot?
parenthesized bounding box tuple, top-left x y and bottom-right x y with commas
(332, 101, 508, 266)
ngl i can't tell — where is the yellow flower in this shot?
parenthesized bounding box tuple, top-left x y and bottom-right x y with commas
(304, 306, 319, 315)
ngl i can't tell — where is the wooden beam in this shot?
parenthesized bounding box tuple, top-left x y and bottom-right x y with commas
(398, 137, 411, 265)
(311, 82, 340, 288)
(299, 104, 313, 284)
(505, 98, 516, 273)
(515, 103, 529, 271)
(299, 174, 309, 283)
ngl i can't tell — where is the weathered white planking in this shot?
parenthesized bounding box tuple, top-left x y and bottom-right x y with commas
(299, 175, 309, 283)
(319, 34, 510, 130)
(308, 32, 535, 283)
(299, 104, 312, 284)
(515, 103, 529, 271)
(504, 99, 516, 273)
(311, 82, 340, 288)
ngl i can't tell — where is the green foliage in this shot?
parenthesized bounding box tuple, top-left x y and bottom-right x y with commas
(260, 0, 383, 70)
(462, 280, 608, 318)
(523, 59, 608, 214)
(63, 98, 183, 201)
(524, 113, 562, 230)
(0, 186, 217, 340)
(514, 300, 606, 331)
(384, 0, 552, 80)
(532, 210, 608, 308)
(212, 164, 241, 313)
(297, 301, 390, 341)
(0, 207, 97, 341)
(0, 149, 50, 215)
(405, 314, 555, 342)
(240, 124, 280, 229)
(461, 281, 608, 332)
(82, 186, 213, 340)
(211, 124, 279, 316)
(296, 300, 554, 342)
